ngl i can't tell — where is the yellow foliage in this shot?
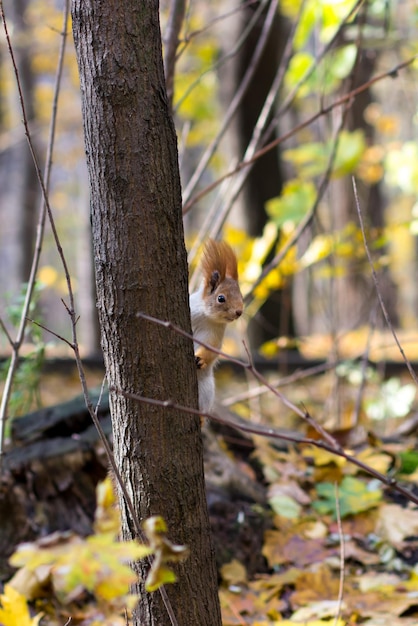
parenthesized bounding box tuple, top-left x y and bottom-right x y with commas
(38, 265, 58, 288)
(0, 585, 42, 626)
(221, 559, 248, 586)
(142, 516, 189, 592)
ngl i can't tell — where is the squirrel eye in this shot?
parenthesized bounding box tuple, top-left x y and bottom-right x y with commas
(217, 294, 226, 304)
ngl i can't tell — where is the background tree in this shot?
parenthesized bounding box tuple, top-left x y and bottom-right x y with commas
(71, 1, 222, 624)
(0, 0, 39, 304)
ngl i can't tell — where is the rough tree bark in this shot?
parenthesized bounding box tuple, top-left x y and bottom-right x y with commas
(71, 1, 222, 625)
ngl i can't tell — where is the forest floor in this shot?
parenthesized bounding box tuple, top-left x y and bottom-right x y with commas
(1, 337, 418, 625)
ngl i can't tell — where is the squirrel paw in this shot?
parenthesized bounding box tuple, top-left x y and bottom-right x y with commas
(195, 355, 207, 370)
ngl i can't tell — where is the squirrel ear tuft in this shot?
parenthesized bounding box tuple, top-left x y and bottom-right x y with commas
(209, 270, 220, 293)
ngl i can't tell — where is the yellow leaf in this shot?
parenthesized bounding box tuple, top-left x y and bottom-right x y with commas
(0, 585, 42, 626)
(94, 477, 121, 535)
(145, 560, 177, 592)
(220, 559, 247, 586)
(38, 265, 58, 288)
(298, 234, 334, 269)
(303, 446, 347, 468)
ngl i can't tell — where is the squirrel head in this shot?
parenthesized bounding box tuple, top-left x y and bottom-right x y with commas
(201, 239, 243, 323)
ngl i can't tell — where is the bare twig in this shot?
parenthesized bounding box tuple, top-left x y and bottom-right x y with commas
(334, 482, 345, 626)
(301, 404, 343, 451)
(352, 303, 378, 424)
(176, 0, 259, 60)
(0, 0, 70, 470)
(263, 0, 365, 142)
(138, 311, 307, 419)
(26, 317, 75, 349)
(135, 311, 418, 505)
(201, 0, 363, 247)
(353, 177, 418, 388)
(184, 0, 365, 231)
(95, 375, 108, 416)
(222, 360, 341, 406)
(112, 383, 418, 507)
(174, 0, 269, 116)
(163, 0, 186, 108)
(0, 317, 14, 348)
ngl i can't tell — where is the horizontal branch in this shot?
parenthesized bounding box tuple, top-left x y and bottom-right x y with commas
(112, 385, 418, 508)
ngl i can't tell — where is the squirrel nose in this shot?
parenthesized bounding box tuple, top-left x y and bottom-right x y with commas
(236, 309, 243, 318)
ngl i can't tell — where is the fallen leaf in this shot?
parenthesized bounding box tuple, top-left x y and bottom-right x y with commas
(263, 530, 338, 568)
(313, 476, 382, 518)
(221, 559, 248, 586)
(0, 584, 42, 626)
(376, 503, 418, 544)
(290, 564, 341, 608)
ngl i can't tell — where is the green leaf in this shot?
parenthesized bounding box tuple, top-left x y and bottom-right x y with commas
(328, 44, 357, 80)
(283, 131, 365, 180)
(313, 476, 382, 518)
(398, 450, 418, 475)
(266, 180, 316, 227)
(294, 2, 319, 50)
(333, 129, 366, 177)
(269, 494, 302, 519)
(285, 52, 315, 94)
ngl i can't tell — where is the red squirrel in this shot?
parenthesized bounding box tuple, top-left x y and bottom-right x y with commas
(189, 239, 243, 413)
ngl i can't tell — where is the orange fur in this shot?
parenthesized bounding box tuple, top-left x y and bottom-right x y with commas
(201, 239, 238, 286)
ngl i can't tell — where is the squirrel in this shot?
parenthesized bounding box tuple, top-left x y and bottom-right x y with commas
(189, 239, 243, 413)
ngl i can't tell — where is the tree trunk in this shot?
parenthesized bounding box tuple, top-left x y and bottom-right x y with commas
(71, 1, 222, 625)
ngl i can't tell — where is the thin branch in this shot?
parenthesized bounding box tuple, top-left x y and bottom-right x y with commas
(263, 0, 365, 142)
(183, 55, 417, 215)
(0, 0, 70, 471)
(334, 482, 345, 626)
(184, 0, 365, 230)
(176, 0, 259, 60)
(0, 317, 14, 348)
(137, 311, 307, 419)
(199, 0, 362, 247)
(222, 360, 342, 406)
(300, 405, 343, 451)
(353, 177, 418, 388)
(163, 0, 186, 108)
(352, 302, 378, 424)
(112, 384, 418, 507)
(95, 375, 108, 416)
(26, 317, 75, 349)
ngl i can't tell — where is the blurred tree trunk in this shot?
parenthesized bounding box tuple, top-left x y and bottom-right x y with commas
(0, 0, 38, 303)
(294, 48, 398, 336)
(72, 1, 222, 625)
(330, 49, 398, 330)
(219, 1, 295, 348)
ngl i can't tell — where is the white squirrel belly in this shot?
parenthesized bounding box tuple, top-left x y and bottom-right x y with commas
(197, 367, 215, 413)
(190, 288, 224, 412)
